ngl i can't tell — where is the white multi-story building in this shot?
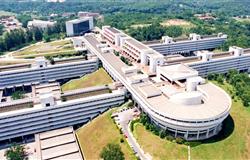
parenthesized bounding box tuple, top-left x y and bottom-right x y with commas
(187, 47, 250, 77)
(163, 47, 250, 77)
(83, 34, 231, 140)
(0, 57, 99, 89)
(66, 17, 94, 37)
(27, 20, 56, 30)
(0, 88, 125, 142)
(3, 26, 249, 142)
(101, 26, 165, 70)
(147, 33, 227, 55)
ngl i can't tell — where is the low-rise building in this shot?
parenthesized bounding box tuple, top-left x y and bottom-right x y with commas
(27, 20, 56, 30)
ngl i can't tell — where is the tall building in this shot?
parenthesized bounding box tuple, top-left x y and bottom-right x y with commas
(66, 17, 94, 37)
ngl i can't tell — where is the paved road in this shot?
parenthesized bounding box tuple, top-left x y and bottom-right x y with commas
(115, 108, 151, 160)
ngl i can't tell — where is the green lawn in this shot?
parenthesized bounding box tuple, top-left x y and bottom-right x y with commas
(12, 40, 74, 57)
(0, 11, 15, 17)
(61, 68, 113, 92)
(133, 123, 188, 160)
(76, 104, 137, 160)
(133, 82, 250, 160)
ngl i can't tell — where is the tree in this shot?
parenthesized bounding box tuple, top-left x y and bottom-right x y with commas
(165, 26, 183, 38)
(11, 91, 25, 100)
(159, 130, 167, 139)
(226, 69, 238, 82)
(25, 29, 34, 43)
(100, 143, 125, 160)
(16, 14, 32, 28)
(33, 27, 43, 41)
(0, 24, 4, 35)
(5, 144, 28, 160)
(216, 74, 224, 84)
(43, 33, 51, 42)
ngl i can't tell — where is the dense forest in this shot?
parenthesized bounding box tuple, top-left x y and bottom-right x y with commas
(0, 0, 249, 54)
(208, 70, 250, 107)
(0, 1, 249, 16)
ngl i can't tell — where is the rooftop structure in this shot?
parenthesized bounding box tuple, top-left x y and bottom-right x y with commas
(35, 127, 83, 160)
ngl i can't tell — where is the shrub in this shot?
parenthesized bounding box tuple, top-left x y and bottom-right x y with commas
(11, 91, 25, 100)
(5, 144, 28, 160)
(61, 96, 67, 102)
(120, 138, 124, 143)
(166, 135, 174, 141)
(119, 128, 123, 134)
(145, 123, 150, 130)
(159, 130, 167, 139)
(130, 119, 139, 132)
(176, 137, 185, 144)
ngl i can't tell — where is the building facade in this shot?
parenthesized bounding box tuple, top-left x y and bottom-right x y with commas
(0, 57, 99, 89)
(0, 89, 125, 142)
(148, 33, 227, 55)
(66, 17, 94, 37)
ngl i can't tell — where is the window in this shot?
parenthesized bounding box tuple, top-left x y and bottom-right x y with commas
(46, 103, 50, 107)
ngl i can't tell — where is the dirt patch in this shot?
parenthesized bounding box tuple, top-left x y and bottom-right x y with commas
(161, 19, 193, 27)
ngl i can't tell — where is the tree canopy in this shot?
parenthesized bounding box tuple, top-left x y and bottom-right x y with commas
(100, 143, 125, 160)
(5, 144, 28, 160)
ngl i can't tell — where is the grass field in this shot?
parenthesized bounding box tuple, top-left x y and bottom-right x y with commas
(130, 19, 194, 29)
(61, 68, 113, 92)
(133, 82, 250, 160)
(12, 40, 74, 57)
(0, 11, 15, 17)
(233, 17, 250, 23)
(76, 104, 137, 160)
(133, 123, 188, 160)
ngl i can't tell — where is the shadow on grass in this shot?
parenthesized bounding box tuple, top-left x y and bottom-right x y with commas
(189, 115, 234, 147)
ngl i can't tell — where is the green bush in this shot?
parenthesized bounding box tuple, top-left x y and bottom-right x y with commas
(176, 137, 185, 144)
(100, 143, 125, 160)
(119, 128, 123, 134)
(120, 138, 124, 143)
(11, 91, 25, 100)
(159, 130, 167, 139)
(5, 143, 28, 160)
(166, 135, 175, 141)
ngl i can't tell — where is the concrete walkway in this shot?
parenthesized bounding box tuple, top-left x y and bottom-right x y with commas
(114, 108, 151, 160)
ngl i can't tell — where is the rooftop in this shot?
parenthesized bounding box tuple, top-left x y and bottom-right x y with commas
(126, 38, 149, 50)
(67, 17, 92, 24)
(35, 127, 82, 160)
(157, 64, 198, 81)
(107, 27, 122, 34)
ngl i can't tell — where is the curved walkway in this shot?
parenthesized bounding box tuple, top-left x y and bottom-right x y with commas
(114, 108, 151, 160)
